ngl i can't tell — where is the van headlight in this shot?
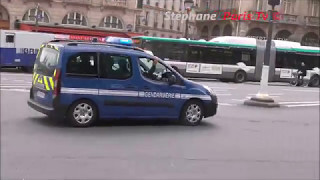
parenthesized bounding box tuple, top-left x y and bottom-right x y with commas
(203, 85, 214, 95)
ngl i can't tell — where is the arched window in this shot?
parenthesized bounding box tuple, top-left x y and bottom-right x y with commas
(100, 16, 123, 29)
(62, 12, 87, 26)
(275, 30, 292, 40)
(301, 32, 319, 46)
(22, 8, 49, 23)
(211, 25, 220, 37)
(223, 24, 232, 36)
(201, 26, 209, 40)
(246, 28, 266, 40)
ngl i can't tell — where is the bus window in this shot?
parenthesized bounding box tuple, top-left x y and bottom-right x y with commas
(166, 43, 185, 61)
(5, 34, 14, 43)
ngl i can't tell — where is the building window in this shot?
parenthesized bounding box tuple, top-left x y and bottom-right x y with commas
(256, 0, 263, 11)
(146, 0, 150, 5)
(311, 0, 319, 16)
(62, 12, 87, 26)
(22, 8, 49, 23)
(283, 0, 295, 14)
(172, 0, 175, 10)
(145, 11, 149, 26)
(164, 0, 167, 8)
(100, 16, 123, 29)
(154, 12, 158, 28)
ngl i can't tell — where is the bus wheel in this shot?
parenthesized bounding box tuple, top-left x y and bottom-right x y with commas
(308, 75, 319, 87)
(234, 70, 247, 83)
(67, 100, 98, 127)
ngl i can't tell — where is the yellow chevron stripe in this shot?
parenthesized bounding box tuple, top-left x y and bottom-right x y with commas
(49, 77, 54, 90)
(37, 76, 43, 84)
(33, 74, 39, 85)
(43, 76, 50, 91)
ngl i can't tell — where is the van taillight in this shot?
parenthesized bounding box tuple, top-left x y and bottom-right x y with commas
(53, 69, 61, 96)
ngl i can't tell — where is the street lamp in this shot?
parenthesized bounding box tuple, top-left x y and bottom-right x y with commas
(244, 0, 280, 108)
(184, 0, 193, 39)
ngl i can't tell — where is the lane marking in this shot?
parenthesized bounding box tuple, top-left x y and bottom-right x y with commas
(284, 104, 320, 107)
(216, 94, 232, 96)
(0, 85, 31, 88)
(0, 88, 29, 93)
(279, 101, 320, 105)
(248, 93, 283, 96)
(218, 103, 237, 106)
(210, 87, 237, 90)
(282, 89, 319, 93)
(13, 80, 26, 82)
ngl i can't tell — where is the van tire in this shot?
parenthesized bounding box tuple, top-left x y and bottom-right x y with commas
(67, 100, 98, 127)
(180, 100, 204, 126)
(234, 70, 247, 83)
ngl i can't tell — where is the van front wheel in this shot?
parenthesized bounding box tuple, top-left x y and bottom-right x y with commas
(67, 100, 97, 127)
(180, 100, 204, 126)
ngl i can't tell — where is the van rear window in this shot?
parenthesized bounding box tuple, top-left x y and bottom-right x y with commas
(34, 47, 59, 76)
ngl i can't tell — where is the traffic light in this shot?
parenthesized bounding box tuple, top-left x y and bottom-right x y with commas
(268, 0, 280, 6)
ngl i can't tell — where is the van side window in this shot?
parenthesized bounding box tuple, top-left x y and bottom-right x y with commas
(67, 52, 98, 76)
(6, 35, 14, 43)
(139, 57, 173, 83)
(100, 54, 132, 79)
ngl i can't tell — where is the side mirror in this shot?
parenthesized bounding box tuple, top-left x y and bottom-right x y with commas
(168, 74, 177, 85)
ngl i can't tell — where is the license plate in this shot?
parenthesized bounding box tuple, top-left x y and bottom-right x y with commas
(36, 91, 45, 98)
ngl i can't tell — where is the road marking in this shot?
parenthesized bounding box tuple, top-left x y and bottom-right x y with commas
(13, 79, 26, 82)
(284, 104, 320, 107)
(279, 101, 320, 105)
(210, 87, 237, 90)
(216, 94, 232, 96)
(0, 85, 31, 88)
(248, 93, 283, 96)
(0, 88, 29, 93)
(232, 98, 249, 101)
(218, 103, 237, 106)
(282, 89, 319, 93)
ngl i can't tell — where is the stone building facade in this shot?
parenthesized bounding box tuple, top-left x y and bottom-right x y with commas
(195, 0, 319, 46)
(135, 0, 195, 39)
(0, 0, 142, 36)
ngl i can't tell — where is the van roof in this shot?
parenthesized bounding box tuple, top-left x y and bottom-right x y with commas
(47, 41, 153, 58)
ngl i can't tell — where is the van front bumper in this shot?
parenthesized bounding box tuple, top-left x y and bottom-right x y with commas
(204, 94, 218, 118)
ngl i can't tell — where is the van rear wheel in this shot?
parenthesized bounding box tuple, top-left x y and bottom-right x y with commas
(180, 100, 204, 126)
(67, 100, 97, 127)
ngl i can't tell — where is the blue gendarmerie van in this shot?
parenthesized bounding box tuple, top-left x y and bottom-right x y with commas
(28, 37, 218, 127)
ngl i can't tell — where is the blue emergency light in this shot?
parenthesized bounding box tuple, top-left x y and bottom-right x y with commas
(105, 36, 133, 46)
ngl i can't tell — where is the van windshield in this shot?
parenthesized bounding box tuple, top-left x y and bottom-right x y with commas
(34, 47, 59, 76)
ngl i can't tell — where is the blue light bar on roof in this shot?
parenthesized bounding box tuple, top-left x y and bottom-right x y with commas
(105, 36, 133, 46)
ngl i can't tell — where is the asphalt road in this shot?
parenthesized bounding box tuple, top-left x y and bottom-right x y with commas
(1, 71, 319, 180)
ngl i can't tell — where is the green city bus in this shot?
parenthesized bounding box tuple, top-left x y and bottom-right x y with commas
(132, 36, 319, 86)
